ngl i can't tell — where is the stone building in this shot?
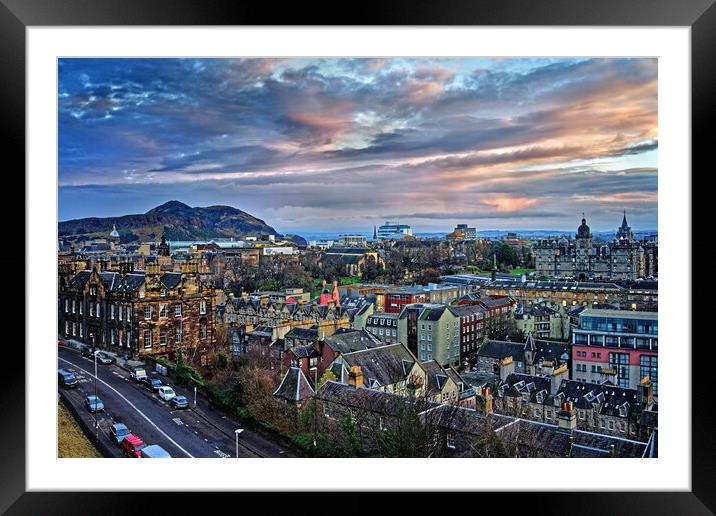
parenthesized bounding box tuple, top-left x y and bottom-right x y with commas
(492, 372, 657, 442)
(312, 381, 653, 458)
(534, 213, 647, 281)
(59, 261, 216, 362)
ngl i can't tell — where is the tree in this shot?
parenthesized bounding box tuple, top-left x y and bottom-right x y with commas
(470, 426, 511, 458)
(494, 242, 518, 269)
(418, 267, 441, 285)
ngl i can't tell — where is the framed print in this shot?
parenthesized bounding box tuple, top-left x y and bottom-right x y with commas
(3, 0, 711, 513)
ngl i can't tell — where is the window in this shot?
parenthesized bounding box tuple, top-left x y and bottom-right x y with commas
(72, 322, 76, 336)
(65, 321, 69, 334)
(126, 306, 131, 319)
(143, 329, 152, 348)
(119, 306, 123, 321)
(111, 330, 115, 345)
(64, 299, 69, 312)
(79, 324, 83, 338)
(608, 420, 615, 431)
(640, 355, 658, 394)
(110, 304, 115, 320)
(578, 410, 585, 420)
(144, 306, 152, 319)
(200, 321, 207, 340)
(160, 288, 166, 297)
(126, 330, 131, 347)
(175, 327, 182, 343)
(96, 302, 101, 317)
(89, 304, 94, 317)
(159, 329, 167, 346)
(609, 352, 630, 388)
(427, 343, 432, 351)
(200, 300, 207, 315)
(72, 300, 76, 313)
(175, 305, 182, 317)
(79, 302, 83, 315)
(446, 432, 456, 449)
(159, 304, 167, 318)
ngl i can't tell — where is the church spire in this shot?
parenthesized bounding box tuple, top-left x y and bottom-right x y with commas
(621, 209, 628, 228)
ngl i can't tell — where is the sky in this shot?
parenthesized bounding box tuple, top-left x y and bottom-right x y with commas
(58, 57, 657, 234)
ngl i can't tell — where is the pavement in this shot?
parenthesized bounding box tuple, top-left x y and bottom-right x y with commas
(58, 344, 294, 458)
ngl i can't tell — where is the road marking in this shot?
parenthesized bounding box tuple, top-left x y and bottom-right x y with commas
(59, 356, 195, 458)
(214, 450, 231, 458)
(172, 417, 183, 426)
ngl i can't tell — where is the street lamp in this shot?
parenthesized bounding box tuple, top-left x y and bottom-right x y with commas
(234, 428, 244, 458)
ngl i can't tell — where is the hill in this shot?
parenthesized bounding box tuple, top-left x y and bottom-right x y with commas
(59, 200, 279, 243)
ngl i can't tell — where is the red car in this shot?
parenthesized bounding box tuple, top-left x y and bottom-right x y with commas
(58, 339, 64, 346)
(121, 434, 147, 458)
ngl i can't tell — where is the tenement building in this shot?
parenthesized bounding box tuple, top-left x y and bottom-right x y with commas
(534, 213, 647, 281)
(59, 261, 216, 361)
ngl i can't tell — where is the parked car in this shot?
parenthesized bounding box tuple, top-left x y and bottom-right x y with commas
(96, 352, 115, 365)
(142, 376, 164, 392)
(81, 346, 95, 359)
(58, 338, 64, 346)
(121, 434, 147, 457)
(169, 395, 189, 410)
(58, 368, 78, 388)
(84, 394, 104, 412)
(129, 366, 148, 382)
(157, 386, 176, 401)
(110, 423, 131, 446)
(140, 444, 172, 458)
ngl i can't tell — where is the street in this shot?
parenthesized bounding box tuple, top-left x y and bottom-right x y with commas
(58, 346, 293, 458)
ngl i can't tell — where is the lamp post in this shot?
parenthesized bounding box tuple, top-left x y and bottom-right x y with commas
(234, 428, 244, 458)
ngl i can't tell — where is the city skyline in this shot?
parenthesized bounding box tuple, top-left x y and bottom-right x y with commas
(59, 57, 658, 232)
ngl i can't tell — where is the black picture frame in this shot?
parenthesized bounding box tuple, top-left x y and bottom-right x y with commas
(3, 0, 709, 513)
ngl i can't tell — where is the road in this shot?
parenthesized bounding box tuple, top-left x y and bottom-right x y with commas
(58, 346, 293, 458)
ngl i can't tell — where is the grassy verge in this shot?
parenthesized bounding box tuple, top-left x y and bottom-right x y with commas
(58, 401, 101, 458)
(509, 268, 536, 276)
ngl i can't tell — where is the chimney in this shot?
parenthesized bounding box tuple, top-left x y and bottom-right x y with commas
(480, 386, 493, 414)
(637, 376, 654, 408)
(557, 400, 577, 430)
(348, 366, 364, 388)
(550, 363, 569, 395)
(499, 356, 515, 381)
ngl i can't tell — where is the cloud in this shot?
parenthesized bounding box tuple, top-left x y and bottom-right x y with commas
(58, 57, 658, 231)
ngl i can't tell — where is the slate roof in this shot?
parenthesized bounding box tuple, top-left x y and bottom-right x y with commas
(339, 343, 417, 388)
(448, 304, 487, 318)
(113, 273, 146, 292)
(249, 325, 273, 338)
(67, 270, 147, 292)
(285, 327, 319, 341)
(561, 381, 643, 418)
(290, 345, 319, 359)
(498, 373, 552, 402)
(316, 381, 426, 417)
(477, 340, 526, 363)
(273, 367, 315, 402)
(323, 329, 383, 354)
(422, 360, 452, 395)
(160, 272, 182, 289)
(420, 306, 450, 321)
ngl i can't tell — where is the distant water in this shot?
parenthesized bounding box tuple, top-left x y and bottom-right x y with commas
(292, 230, 658, 241)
